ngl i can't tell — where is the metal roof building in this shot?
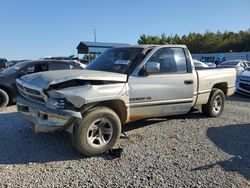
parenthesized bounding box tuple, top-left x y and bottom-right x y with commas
(76, 41, 129, 55)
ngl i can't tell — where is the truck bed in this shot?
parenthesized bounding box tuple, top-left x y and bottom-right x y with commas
(195, 68, 236, 105)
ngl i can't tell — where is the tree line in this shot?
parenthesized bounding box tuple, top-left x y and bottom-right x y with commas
(137, 29, 250, 53)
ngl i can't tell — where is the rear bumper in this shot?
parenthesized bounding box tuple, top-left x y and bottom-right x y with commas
(17, 96, 81, 132)
(227, 86, 236, 96)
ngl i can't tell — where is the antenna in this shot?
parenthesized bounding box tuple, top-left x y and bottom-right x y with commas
(94, 29, 97, 42)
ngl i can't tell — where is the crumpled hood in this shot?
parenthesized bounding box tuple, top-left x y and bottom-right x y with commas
(19, 69, 127, 89)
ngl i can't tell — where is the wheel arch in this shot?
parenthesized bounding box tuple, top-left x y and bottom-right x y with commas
(212, 82, 228, 95)
(80, 99, 128, 124)
(0, 85, 12, 99)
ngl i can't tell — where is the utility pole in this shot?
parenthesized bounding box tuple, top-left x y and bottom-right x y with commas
(170, 33, 173, 44)
(94, 29, 97, 42)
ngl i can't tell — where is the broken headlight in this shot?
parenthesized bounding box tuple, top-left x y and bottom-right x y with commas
(46, 98, 67, 109)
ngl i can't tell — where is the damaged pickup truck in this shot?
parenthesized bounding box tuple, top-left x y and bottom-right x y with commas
(16, 45, 236, 156)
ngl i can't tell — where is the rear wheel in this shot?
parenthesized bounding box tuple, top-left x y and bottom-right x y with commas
(71, 107, 121, 156)
(0, 89, 9, 108)
(202, 88, 225, 117)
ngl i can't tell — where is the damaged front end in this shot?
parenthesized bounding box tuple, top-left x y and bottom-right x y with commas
(17, 96, 78, 132)
(46, 79, 128, 108)
(16, 79, 81, 132)
(16, 70, 128, 133)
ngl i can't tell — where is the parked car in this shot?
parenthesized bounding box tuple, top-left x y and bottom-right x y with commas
(40, 55, 76, 61)
(40, 55, 86, 68)
(16, 45, 236, 156)
(236, 67, 250, 96)
(200, 57, 217, 67)
(217, 60, 249, 75)
(0, 60, 83, 107)
(0, 58, 8, 70)
(200, 55, 225, 67)
(193, 59, 209, 68)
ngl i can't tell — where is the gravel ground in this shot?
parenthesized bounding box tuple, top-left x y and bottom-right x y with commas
(0, 94, 249, 187)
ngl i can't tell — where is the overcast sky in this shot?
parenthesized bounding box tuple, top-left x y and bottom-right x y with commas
(0, 0, 250, 60)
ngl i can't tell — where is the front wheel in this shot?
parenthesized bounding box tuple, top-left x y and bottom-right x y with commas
(72, 107, 121, 157)
(202, 88, 225, 117)
(0, 89, 9, 108)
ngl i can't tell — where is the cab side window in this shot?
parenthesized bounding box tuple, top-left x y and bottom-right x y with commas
(147, 48, 187, 74)
(69, 62, 82, 69)
(19, 63, 48, 77)
(49, 62, 71, 70)
(34, 63, 48, 72)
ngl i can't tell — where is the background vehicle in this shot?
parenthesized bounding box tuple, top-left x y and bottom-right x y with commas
(200, 57, 217, 67)
(217, 60, 249, 75)
(7, 60, 30, 67)
(40, 55, 77, 61)
(236, 68, 250, 96)
(193, 59, 209, 68)
(0, 58, 8, 70)
(200, 55, 225, 67)
(0, 60, 83, 107)
(17, 45, 236, 156)
(40, 55, 87, 68)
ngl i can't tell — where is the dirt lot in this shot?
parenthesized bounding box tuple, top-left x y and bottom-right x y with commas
(0, 94, 249, 187)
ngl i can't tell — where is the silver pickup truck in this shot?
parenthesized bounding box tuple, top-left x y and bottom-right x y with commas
(16, 45, 236, 156)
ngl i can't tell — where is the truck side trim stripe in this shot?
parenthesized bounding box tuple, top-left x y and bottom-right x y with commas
(128, 98, 193, 108)
(228, 85, 235, 89)
(198, 89, 211, 95)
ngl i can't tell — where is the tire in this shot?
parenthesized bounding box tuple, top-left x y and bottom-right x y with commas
(202, 88, 225, 117)
(71, 107, 121, 157)
(0, 89, 9, 108)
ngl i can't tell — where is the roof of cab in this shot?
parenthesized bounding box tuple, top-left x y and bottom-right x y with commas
(113, 44, 188, 49)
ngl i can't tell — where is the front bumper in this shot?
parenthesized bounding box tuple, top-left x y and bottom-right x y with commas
(17, 96, 82, 132)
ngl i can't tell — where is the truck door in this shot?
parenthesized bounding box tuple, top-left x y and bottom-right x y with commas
(128, 47, 195, 121)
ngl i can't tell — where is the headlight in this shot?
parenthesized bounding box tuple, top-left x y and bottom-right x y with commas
(47, 98, 67, 109)
(53, 98, 66, 109)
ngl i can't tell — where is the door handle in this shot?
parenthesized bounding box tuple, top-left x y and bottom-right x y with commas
(184, 80, 193, 85)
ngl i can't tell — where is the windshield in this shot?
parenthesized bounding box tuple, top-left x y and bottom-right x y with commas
(86, 48, 143, 74)
(1, 62, 23, 74)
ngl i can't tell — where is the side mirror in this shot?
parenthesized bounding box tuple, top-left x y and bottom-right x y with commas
(145, 61, 160, 74)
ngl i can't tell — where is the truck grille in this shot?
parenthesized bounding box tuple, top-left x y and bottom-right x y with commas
(240, 77, 250, 82)
(16, 79, 47, 104)
(239, 83, 250, 91)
